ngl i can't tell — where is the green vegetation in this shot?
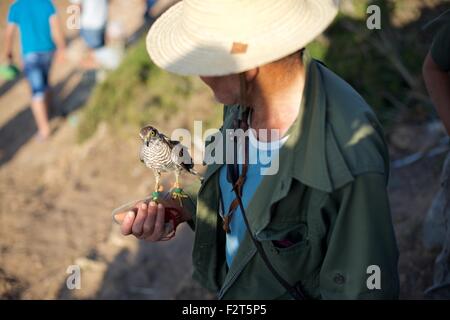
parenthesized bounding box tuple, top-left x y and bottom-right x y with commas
(307, 0, 438, 126)
(77, 38, 221, 143)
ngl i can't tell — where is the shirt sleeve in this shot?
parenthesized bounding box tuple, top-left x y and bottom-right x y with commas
(7, 4, 18, 25)
(431, 23, 450, 72)
(319, 173, 400, 299)
(184, 191, 197, 231)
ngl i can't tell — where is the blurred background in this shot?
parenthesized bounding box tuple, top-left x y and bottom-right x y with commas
(0, 0, 449, 299)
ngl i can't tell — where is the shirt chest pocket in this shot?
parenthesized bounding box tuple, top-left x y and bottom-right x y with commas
(255, 180, 310, 250)
(255, 213, 313, 292)
(253, 181, 324, 293)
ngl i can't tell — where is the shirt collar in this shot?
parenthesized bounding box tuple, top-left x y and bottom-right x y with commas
(203, 51, 353, 193)
(250, 51, 353, 192)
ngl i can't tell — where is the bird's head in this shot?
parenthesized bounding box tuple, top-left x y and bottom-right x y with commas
(139, 126, 159, 145)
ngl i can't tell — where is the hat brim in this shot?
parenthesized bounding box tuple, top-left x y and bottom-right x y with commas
(147, 1, 338, 76)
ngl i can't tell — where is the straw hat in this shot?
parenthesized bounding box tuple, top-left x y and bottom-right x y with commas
(146, 0, 339, 76)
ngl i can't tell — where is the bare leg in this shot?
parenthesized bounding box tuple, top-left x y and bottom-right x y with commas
(171, 170, 187, 205)
(82, 50, 100, 70)
(31, 97, 50, 139)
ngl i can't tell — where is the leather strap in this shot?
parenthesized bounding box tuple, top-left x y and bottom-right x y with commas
(221, 73, 306, 300)
(223, 74, 250, 233)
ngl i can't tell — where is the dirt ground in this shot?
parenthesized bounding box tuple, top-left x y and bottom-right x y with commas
(0, 0, 447, 300)
(0, 0, 213, 300)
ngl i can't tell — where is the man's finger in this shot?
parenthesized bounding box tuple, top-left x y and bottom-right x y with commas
(120, 211, 136, 236)
(141, 201, 158, 239)
(132, 202, 148, 237)
(149, 203, 165, 241)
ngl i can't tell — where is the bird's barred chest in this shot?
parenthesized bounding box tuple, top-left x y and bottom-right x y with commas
(140, 140, 178, 172)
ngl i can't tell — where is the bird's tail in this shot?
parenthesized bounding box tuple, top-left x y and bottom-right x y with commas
(189, 168, 204, 182)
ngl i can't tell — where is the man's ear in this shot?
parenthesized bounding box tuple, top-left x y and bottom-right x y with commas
(245, 68, 259, 83)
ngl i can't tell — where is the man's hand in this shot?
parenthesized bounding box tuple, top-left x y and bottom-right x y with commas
(117, 199, 192, 242)
(121, 202, 169, 242)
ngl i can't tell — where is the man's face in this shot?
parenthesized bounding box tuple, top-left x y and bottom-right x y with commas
(199, 74, 241, 105)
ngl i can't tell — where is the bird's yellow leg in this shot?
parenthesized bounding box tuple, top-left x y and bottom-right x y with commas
(175, 171, 180, 189)
(154, 171, 161, 192)
(171, 170, 187, 205)
(152, 170, 162, 201)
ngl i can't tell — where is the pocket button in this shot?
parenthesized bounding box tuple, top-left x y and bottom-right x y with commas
(333, 273, 345, 285)
(269, 245, 279, 254)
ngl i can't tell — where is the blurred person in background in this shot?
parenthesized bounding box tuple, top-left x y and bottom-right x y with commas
(143, 0, 157, 22)
(422, 10, 450, 298)
(3, 0, 66, 141)
(70, 0, 110, 69)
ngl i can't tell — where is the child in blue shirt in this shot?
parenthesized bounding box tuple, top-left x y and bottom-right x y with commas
(4, 0, 66, 140)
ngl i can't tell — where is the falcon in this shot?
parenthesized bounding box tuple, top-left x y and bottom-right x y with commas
(139, 125, 200, 201)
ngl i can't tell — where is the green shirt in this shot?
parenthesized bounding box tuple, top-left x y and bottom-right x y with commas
(431, 22, 450, 72)
(188, 52, 399, 300)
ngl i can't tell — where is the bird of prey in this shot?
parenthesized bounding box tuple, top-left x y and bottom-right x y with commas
(139, 125, 200, 201)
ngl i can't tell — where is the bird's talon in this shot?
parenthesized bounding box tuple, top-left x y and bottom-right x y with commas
(170, 188, 188, 206)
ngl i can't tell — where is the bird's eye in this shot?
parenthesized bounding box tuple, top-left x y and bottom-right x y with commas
(150, 130, 156, 137)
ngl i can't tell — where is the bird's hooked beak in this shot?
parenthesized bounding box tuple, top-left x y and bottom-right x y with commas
(139, 132, 149, 146)
(140, 126, 157, 146)
(144, 134, 150, 146)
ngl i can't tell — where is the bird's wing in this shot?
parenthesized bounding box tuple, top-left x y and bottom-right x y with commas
(159, 132, 179, 148)
(159, 132, 196, 172)
(177, 145, 195, 172)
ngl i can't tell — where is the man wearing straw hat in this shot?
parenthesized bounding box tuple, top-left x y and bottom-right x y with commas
(119, 0, 399, 299)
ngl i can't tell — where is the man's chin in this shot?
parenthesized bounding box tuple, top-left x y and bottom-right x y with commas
(214, 95, 235, 105)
